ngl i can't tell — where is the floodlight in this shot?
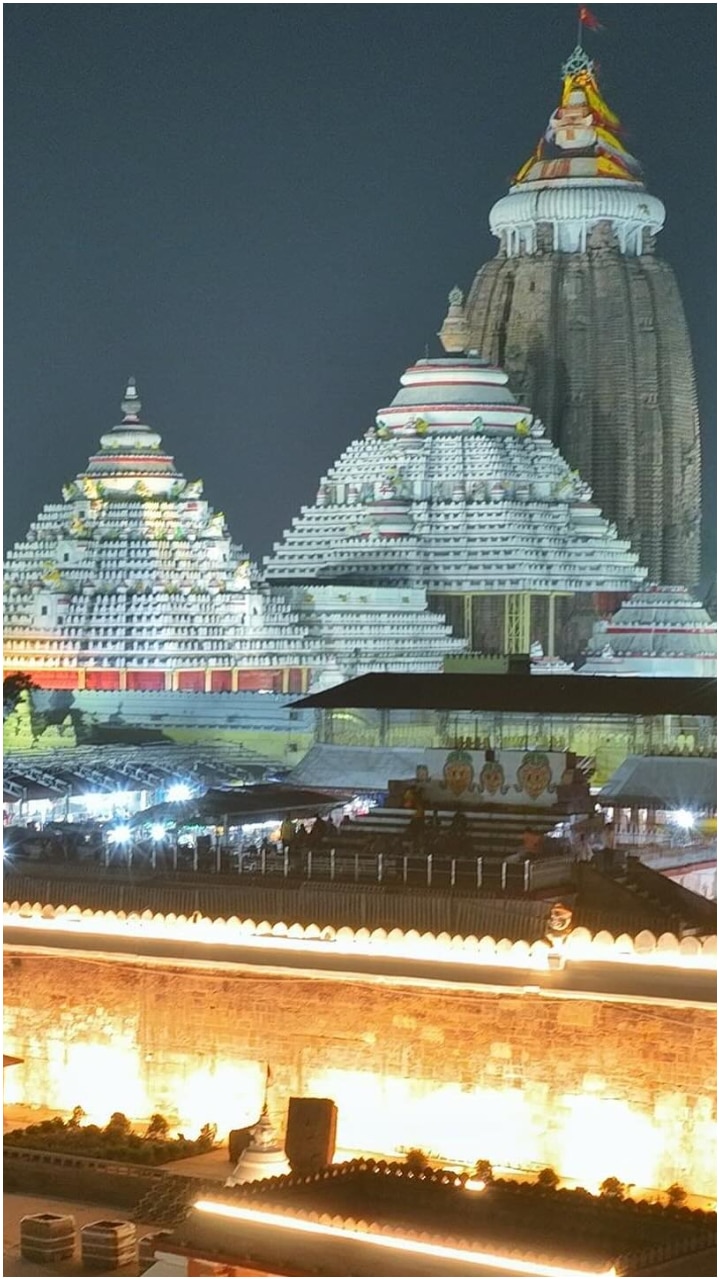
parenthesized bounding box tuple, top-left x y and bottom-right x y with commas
(109, 824, 131, 844)
(167, 783, 192, 803)
(150, 823, 166, 842)
(671, 809, 695, 830)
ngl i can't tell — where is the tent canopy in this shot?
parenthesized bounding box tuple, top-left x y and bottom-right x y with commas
(598, 756, 717, 811)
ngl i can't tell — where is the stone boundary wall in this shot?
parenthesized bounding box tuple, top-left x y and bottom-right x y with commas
(4, 951, 716, 1197)
(2, 1146, 164, 1209)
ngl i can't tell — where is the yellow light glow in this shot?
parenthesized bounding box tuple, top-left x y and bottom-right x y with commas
(557, 1091, 664, 1194)
(3, 908, 715, 975)
(193, 1199, 616, 1278)
(464, 1178, 486, 1192)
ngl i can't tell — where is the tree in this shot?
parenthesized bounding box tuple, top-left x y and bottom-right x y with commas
(145, 1113, 170, 1141)
(3, 673, 35, 721)
(599, 1176, 627, 1199)
(473, 1158, 494, 1184)
(68, 1106, 87, 1129)
(666, 1183, 688, 1207)
(536, 1167, 560, 1190)
(104, 1112, 132, 1138)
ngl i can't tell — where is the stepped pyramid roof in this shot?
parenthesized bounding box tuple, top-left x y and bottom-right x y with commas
(264, 352, 646, 596)
(4, 382, 461, 690)
(580, 585, 717, 677)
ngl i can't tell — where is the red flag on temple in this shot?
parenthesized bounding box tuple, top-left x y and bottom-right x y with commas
(579, 7, 603, 30)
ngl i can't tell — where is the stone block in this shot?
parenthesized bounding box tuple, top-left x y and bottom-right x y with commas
(21, 1213, 75, 1264)
(81, 1219, 136, 1270)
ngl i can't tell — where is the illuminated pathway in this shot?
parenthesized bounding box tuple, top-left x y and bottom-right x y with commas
(3, 911, 716, 1008)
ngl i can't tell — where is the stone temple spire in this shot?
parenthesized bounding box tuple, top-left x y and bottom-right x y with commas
(438, 287, 470, 354)
(459, 50, 702, 587)
(120, 377, 142, 422)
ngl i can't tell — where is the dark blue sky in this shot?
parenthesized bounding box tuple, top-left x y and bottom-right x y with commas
(4, 3, 716, 584)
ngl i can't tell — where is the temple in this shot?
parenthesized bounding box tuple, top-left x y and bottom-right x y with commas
(3, 382, 461, 700)
(580, 584, 717, 677)
(453, 46, 701, 587)
(265, 352, 645, 656)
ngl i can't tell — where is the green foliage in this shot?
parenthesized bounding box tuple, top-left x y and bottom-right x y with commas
(599, 1176, 627, 1199)
(104, 1111, 132, 1138)
(536, 1167, 560, 1189)
(3, 1112, 213, 1166)
(145, 1113, 170, 1141)
(196, 1122, 218, 1152)
(404, 1147, 430, 1174)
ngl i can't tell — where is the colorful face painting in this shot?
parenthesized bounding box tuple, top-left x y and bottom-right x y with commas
(514, 751, 554, 799)
(442, 750, 474, 796)
(479, 760, 506, 796)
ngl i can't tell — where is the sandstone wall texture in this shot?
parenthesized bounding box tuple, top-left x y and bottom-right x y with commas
(465, 248, 702, 587)
(3, 953, 715, 1198)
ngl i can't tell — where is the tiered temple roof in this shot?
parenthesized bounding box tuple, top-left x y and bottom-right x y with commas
(264, 354, 646, 600)
(580, 584, 717, 677)
(3, 382, 462, 692)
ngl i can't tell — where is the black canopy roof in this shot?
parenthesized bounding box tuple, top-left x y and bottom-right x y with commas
(290, 673, 716, 717)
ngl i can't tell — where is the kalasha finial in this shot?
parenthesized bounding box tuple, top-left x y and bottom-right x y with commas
(561, 45, 595, 78)
(121, 377, 141, 420)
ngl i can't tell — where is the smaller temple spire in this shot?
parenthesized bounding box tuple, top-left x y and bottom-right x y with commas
(121, 377, 142, 422)
(438, 286, 469, 354)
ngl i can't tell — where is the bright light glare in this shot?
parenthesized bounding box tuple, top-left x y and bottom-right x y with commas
(464, 1178, 486, 1192)
(193, 1200, 615, 1278)
(167, 783, 192, 803)
(150, 824, 166, 842)
(108, 825, 131, 844)
(671, 809, 695, 830)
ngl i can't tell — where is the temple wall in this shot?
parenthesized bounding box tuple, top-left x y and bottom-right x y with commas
(465, 250, 701, 587)
(3, 953, 715, 1197)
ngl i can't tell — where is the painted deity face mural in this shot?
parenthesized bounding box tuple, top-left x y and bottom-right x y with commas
(442, 750, 474, 797)
(479, 760, 506, 796)
(515, 751, 554, 800)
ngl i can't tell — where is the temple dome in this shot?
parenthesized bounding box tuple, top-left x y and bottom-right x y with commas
(265, 350, 646, 659)
(490, 182, 665, 256)
(225, 1106, 290, 1186)
(4, 382, 463, 690)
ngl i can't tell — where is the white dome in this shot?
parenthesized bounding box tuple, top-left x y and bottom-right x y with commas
(490, 180, 665, 256)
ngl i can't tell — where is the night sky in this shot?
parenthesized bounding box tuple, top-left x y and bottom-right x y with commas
(4, 3, 716, 587)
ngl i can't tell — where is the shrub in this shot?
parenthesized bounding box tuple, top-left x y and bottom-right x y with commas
(68, 1106, 86, 1128)
(473, 1158, 494, 1184)
(599, 1176, 627, 1199)
(536, 1167, 560, 1190)
(404, 1147, 430, 1174)
(666, 1183, 688, 1207)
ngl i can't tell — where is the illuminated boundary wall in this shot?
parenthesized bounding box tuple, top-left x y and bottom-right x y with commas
(3, 950, 716, 1199)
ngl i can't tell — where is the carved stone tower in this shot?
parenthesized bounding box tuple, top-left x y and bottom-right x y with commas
(454, 47, 701, 587)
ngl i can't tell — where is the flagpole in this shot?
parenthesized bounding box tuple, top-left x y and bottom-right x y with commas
(577, 10, 583, 48)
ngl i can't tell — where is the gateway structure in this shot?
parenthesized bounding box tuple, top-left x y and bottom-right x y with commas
(449, 47, 701, 586)
(265, 353, 645, 656)
(3, 382, 461, 703)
